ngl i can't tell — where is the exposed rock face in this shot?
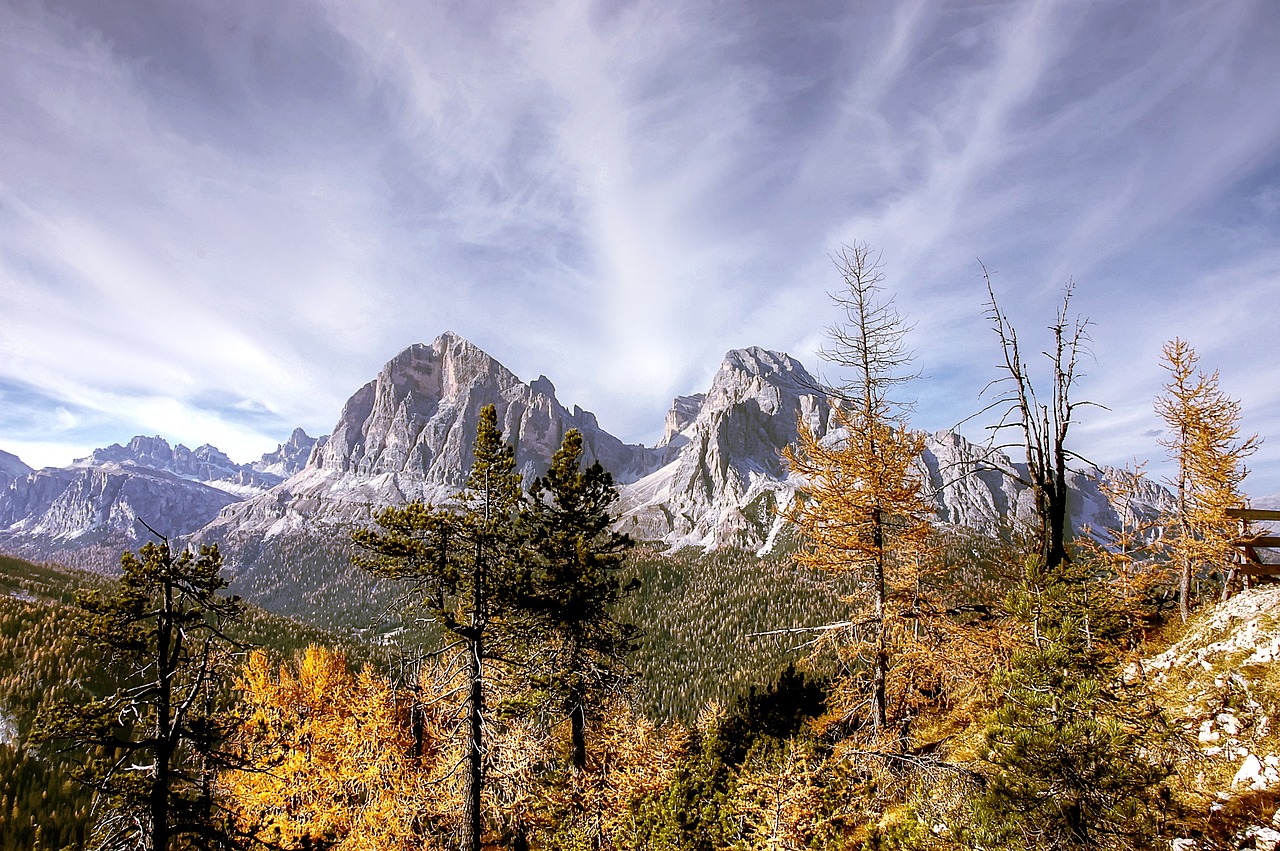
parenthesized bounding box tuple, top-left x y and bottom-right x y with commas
(617, 347, 833, 550)
(616, 346, 1174, 553)
(79, 434, 283, 494)
(0, 433, 318, 560)
(200, 333, 664, 545)
(0, 463, 239, 553)
(252, 428, 319, 478)
(658, 395, 705, 448)
(0, 333, 1176, 571)
(0, 451, 32, 488)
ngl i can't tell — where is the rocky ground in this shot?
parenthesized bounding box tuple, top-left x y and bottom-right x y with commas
(1140, 585, 1280, 849)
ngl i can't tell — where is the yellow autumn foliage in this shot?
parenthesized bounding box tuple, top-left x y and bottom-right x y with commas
(222, 646, 453, 850)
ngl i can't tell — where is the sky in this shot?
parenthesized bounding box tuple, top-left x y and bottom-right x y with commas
(2, 0, 1280, 495)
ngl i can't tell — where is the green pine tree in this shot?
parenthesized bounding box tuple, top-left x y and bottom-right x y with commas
(34, 539, 244, 851)
(353, 403, 523, 851)
(966, 556, 1178, 850)
(520, 428, 638, 769)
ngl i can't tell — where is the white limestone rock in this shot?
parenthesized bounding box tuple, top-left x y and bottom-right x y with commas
(200, 333, 663, 549)
(78, 434, 284, 493)
(0, 463, 239, 550)
(0, 450, 32, 485)
(617, 346, 832, 551)
(252, 428, 320, 478)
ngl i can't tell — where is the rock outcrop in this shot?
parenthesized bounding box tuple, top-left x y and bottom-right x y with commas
(80, 435, 283, 494)
(0, 463, 239, 551)
(0, 451, 32, 489)
(199, 333, 663, 545)
(251, 428, 319, 478)
(617, 347, 832, 550)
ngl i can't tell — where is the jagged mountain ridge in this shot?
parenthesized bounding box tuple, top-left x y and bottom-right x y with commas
(79, 434, 310, 495)
(0, 431, 317, 556)
(615, 346, 1172, 551)
(0, 332, 1167, 569)
(198, 332, 664, 546)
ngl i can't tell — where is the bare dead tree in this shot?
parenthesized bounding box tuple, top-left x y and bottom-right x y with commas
(979, 266, 1095, 572)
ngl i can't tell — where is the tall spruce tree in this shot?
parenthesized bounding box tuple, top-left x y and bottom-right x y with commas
(35, 538, 244, 851)
(353, 403, 523, 851)
(520, 428, 638, 769)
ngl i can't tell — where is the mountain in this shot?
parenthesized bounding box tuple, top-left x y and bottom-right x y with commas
(199, 333, 663, 548)
(616, 346, 1173, 552)
(0, 451, 32, 489)
(0, 463, 240, 556)
(0, 432, 323, 564)
(79, 435, 283, 496)
(0, 333, 1172, 585)
(617, 347, 834, 549)
(251, 428, 319, 478)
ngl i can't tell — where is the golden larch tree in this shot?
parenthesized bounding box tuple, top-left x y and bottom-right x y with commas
(783, 244, 935, 735)
(223, 645, 454, 850)
(1155, 338, 1258, 620)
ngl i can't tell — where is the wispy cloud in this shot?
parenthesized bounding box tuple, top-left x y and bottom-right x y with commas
(1, 0, 1278, 493)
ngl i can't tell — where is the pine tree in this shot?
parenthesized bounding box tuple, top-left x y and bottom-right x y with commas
(519, 428, 638, 770)
(353, 403, 523, 851)
(967, 556, 1178, 850)
(782, 244, 933, 735)
(1155, 338, 1258, 619)
(34, 539, 244, 851)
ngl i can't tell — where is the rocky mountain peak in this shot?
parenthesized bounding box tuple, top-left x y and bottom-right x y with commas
(702, 347, 822, 424)
(0, 450, 33, 485)
(659, 394, 705, 448)
(253, 428, 319, 478)
(202, 333, 663, 543)
(311, 335, 531, 480)
(79, 434, 173, 468)
(618, 346, 832, 549)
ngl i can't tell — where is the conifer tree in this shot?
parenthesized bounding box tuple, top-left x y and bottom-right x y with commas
(35, 539, 244, 851)
(1155, 338, 1258, 620)
(225, 646, 449, 849)
(1079, 463, 1171, 645)
(520, 428, 638, 769)
(967, 556, 1178, 850)
(783, 243, 933, 734)
(353, 403, 523, 851)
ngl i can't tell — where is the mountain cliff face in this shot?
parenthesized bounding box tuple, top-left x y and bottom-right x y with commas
(198, 332, 663, 545)
(0, 451, 31, 489)
(251, 428, 319, 478)
(0, 432, 321, 558)
(617, 347, 833, 549)
(0, 333, 1172, 571)
(0, 464, 240, 551)
(616, 347, 1174, 552)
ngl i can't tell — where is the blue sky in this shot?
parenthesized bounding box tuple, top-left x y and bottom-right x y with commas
(2, 0, 1279, 495)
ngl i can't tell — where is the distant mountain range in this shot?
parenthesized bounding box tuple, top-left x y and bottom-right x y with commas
(0, 332, 1171, 579)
